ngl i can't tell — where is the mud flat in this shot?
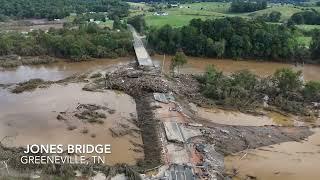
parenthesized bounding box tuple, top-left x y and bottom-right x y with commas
(225, 128, 320, 180)
(0, 83, 143, 165)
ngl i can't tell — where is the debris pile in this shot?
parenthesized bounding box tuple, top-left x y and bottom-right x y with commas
(56, 104, 115, 124)
(201, 125, 313, 155)
(11, 78, 46, 93)
(109, 123, 140, 137)
(11, 74, 89, 94)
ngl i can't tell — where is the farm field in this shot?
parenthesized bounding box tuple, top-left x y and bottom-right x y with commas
(137, 2, 319, 28)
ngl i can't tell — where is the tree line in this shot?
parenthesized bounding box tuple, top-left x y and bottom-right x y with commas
(289, 10, 320, 25)
(230, 0, 267, 13)
(147, 17, 319, 63)
(256, 11, 282, 22)
(197, 66, 320, 115)
(0, 0, 129, 21)
(0, 23, 133, 60)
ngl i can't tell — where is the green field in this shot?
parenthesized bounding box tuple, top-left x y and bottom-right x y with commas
(296, 36, 312, 47)
(143, 2, 242, 28)
(131, 2, 320, 28)
(296, 24, 320, 31)
(98, 19, 114, 29)
(249, 4, 303, 21)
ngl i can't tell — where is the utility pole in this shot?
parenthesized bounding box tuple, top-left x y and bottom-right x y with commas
(161, 54, 165, 74)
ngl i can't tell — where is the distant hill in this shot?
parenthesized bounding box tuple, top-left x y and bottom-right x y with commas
(127, 0, 309, 4)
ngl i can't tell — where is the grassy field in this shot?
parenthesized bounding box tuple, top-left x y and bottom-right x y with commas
(136, 2, 312, 28)
(249, 4, 303, 21)
(143, 2, 242, 28)
(296, 36, 312, 47)
(99, 19, 114, 29)
(296, 24, 320, 31)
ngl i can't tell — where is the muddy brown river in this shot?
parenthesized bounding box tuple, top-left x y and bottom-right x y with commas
(1, 56, 320, 84)
(225, 128, 320, 180)
(0, 57, 320, 176)
(152, 55, 320, 81)
(196, 107, 300, 126)
(0, 57, 132, 84)
(0, 83, 143, 165)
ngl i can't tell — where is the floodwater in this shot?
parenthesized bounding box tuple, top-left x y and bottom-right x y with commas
(196, 107, 300, 126)
(0, 57, 132, 84)
(0, 83, 143, 165)
(152, 55, 320, 81)
(1, 55, 319, 84)
(225, 128, 320, 180)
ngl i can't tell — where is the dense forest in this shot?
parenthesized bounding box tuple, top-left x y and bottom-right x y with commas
(147, 17, 318, 62)
(230, 0, 267, 13)
(0, 0, 129, 20)
(198, 66, 320, 115)
(0, 23, 133, 60)
(289, 11, 320, 25)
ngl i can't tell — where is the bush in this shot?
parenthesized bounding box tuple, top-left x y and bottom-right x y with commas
(304, 81, 320, 101)
(198, 66, 316, 115)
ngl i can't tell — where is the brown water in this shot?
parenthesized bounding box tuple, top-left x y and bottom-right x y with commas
(225, 128, 320, 180)
(0, 57, 132, 84)
(0, 83, 143, 165)
(196, 107, 301, 126)
(152, 55, 320, 81)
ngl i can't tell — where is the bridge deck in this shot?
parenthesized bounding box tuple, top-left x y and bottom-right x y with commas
(128, 25, 154, 67)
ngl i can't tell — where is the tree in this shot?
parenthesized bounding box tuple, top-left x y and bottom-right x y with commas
(269, 11, 281, 22)
(272, 68, 303, 95)
(310, 30, 320, 60)
(170, 51, 187, 76)
(303, 81, 320, 101)
(127, 15, 146, 34)
(0, 0, 129, 20)
(290, 11, 320, 25)
(230, 0, 267, 13)
(147, 17, 306, 62)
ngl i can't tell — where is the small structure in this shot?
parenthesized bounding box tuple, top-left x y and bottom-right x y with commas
(154, 12, 168, 16)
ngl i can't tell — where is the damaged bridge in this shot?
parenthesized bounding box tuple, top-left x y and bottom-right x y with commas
(128, 24, 154, 68)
